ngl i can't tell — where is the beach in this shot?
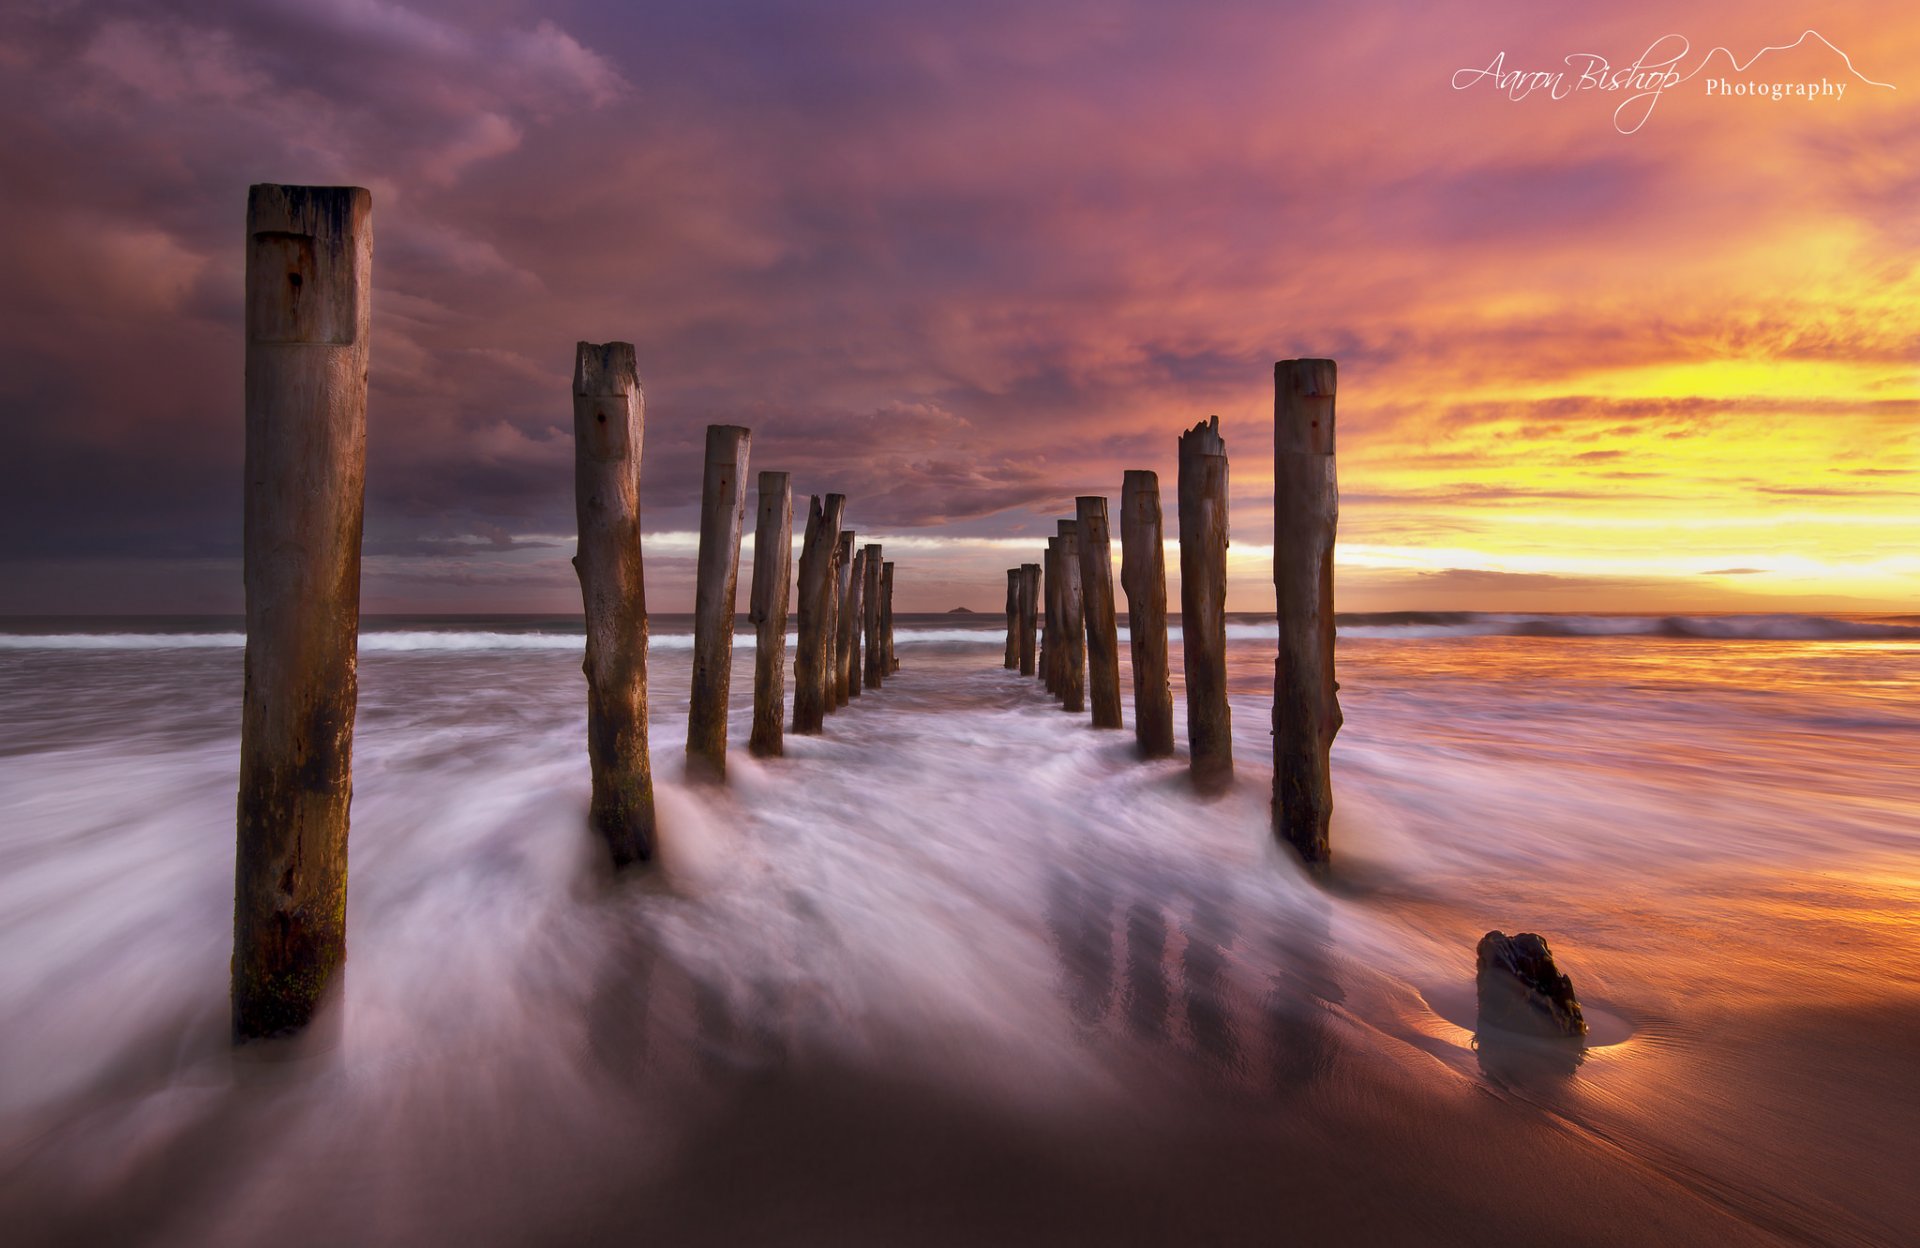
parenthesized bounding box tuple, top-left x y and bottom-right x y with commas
(1, 613, 1916, 1246)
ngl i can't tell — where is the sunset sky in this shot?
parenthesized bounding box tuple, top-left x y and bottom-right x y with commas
(0, 0, 1914, 614)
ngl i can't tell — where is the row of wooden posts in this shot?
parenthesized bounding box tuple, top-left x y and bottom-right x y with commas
(232, 185, 905, 1041)
(1000, 364, 1343, 873)
(578, 378, 903, 869)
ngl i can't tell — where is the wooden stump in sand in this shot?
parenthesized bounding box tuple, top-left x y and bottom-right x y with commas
(1056, 520, 1085, 714)
(1076, 497, 1123, 729)
(1004, 569, 1020, 670)
(234, 183, 373, 1041)
(1121, 470, 1175, 759)
(834, 530, 857, 707)
(862, 543, 885, 689)
(1273, 359, 1342, 865)
(687, 425, 751, 781)
(748, 471, 792, 758)
(1178, 416, 1232, 793)
(882, 561, 898, 673)
(792, 494, 845, 734)
(1018, 562, 1040, 677)
(846, 547, 866, 699)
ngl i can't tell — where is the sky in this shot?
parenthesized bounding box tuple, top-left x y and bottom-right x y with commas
(0, 0, 1914, 615)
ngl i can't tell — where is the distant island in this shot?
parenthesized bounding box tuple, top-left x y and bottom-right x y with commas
(947, 607, 976, 614)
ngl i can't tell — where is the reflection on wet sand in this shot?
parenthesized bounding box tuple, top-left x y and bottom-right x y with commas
(1045, 858, 1342, 1099)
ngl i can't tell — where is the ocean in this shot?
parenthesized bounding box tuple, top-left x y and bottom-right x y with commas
(1, 611, 1916, 1245)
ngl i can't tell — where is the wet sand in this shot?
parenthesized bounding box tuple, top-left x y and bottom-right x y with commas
(2, 620, 1916, 1245)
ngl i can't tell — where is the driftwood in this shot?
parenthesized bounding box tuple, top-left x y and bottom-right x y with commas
(1075, 497, 1122, 729)
(862, 543, 885, 688)
(792, 494, 845, 733)
(834, 531, 857, 707)
(846, 548, 866, 698)
(1018, 562, 1040, 677)
(1004, 569, 1020, 669)
(1120, 471, 1174, 758)
(1056, 520, 1085, 713)
(687, 425, 751, 781)
(748, 471, 792, 757)
(1178, 416, 1231, 792)
(1273, 359, 1342, 864)
(234, 184, 373, 1041)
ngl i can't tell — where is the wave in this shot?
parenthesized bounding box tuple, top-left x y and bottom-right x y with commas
(3, 613, 1914, 652)
(1471, 613, 1920, 641)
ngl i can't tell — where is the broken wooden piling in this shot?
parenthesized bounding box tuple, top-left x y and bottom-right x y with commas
(687, 425, 751, 781)
(793, 494, 845, 734)
(1004, 569, 1020, 669)
(1076, 497, 1123, 729)
(234, 183, 372, 1041)
(1178, 415, 1232, 792)
(1018, 562, 1040, 676)
(569, 341, 656, 868)
(1274, 359, 1342, 865)
(834, 531, 857, 707)
(862, 543, 885, 689)
(748, 471, 792, 758)
(882, 561, 899, 673)
(1120, 471, 1175, 758)
(1056, 520, 1085, 714)
(846, 547, 866, 698)
(1042, 538, 1061, 694)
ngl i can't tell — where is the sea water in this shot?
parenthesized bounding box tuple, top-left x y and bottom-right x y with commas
(1, 613, 1915, 1245)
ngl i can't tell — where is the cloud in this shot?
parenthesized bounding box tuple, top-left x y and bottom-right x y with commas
(0, 0, 1914, 612)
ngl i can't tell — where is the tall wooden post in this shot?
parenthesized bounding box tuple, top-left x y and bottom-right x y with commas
(748, 471, 792, 758)
(1179, 416, 1232, 792)
(1076, 498, 1122, 728)
(1057, 521, 1085, 713)
(1042, 539, 1060, 694)
(1004, 569, 1020, 669)
(569, 342, 655, 868)
(1121, 471, 1175, 758)
(234, 183, 371, 1041)
(834, 531, 857, 706)
(822, 533, 842, 714)
(687, 425, 751, 781)
(1018, 563, 1040, 676)
(1274, 359, 1342, 865)
(862, 543, 885, 689)
(882, 561, 898, 673)
(793, 494, 845, 733)
(846, 548, 866, 698)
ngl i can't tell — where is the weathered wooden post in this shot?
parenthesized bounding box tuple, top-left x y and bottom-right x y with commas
(882, 561, 899, 673)
(1042, 539, 1060, 694)
(793, 494, 845, 733)
(834, 531, 857, 706)
(748, 471, 792, 758)
(1121, 471, 1175, 758)
(862, 543, 885, 689)
(1179, 416, 1232, 792)
(234, 183, 371, 1041)
(1274, 359, 1342, 865)
(687, 425, 751, 781)
(1076, 498, 1123, 728)
(1004, 569, 1020, 669)
(1057, 520, 1086, 713)
(1018, 562, 1040, 676)
(822, 532, 843, 714)
(846, 547, 866, 698)
(570, 341, 657, 868)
